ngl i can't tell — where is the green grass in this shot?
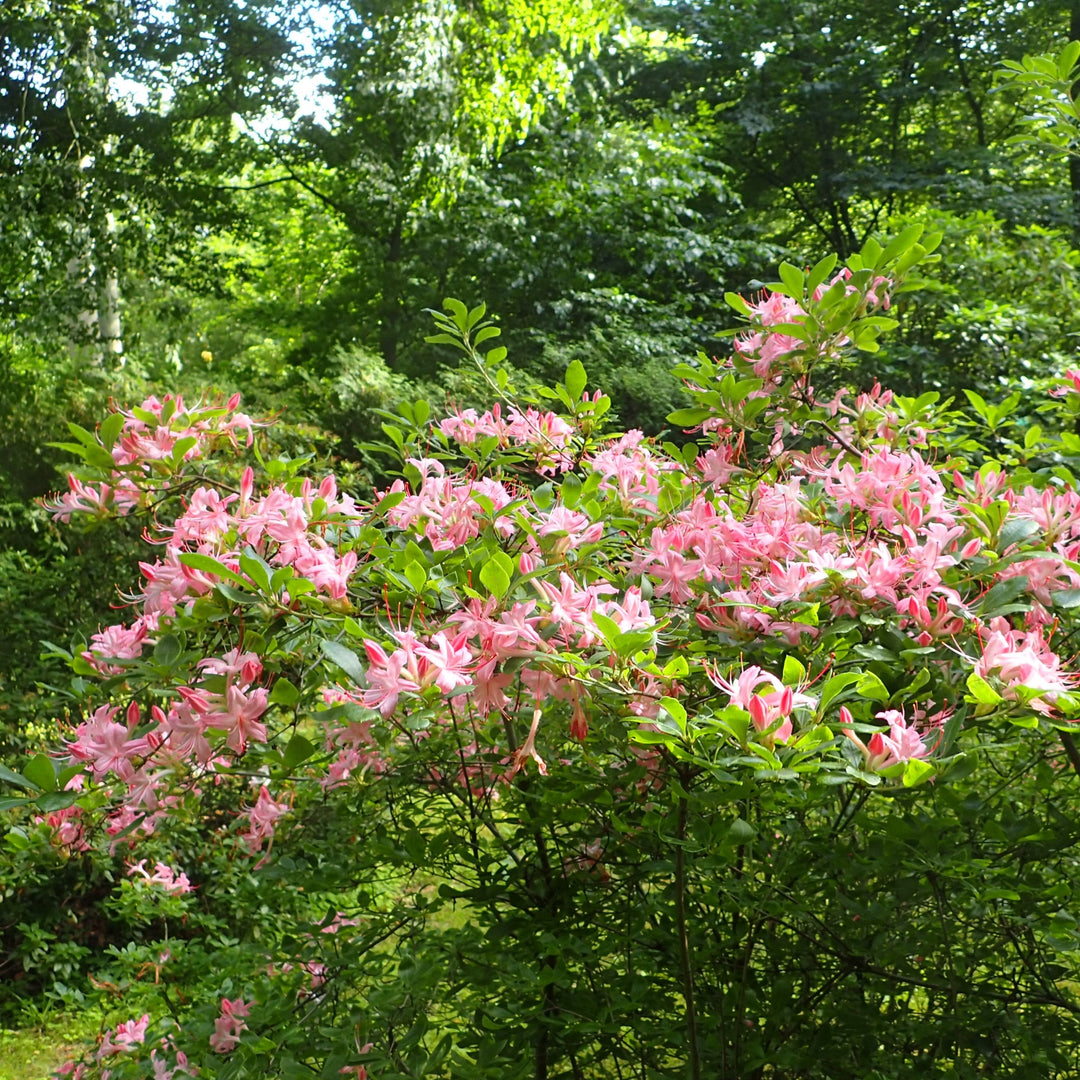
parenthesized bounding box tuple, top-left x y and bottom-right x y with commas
(0, 1012, 102, 1080)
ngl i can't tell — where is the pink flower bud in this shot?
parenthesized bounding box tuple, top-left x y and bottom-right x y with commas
(748, 695, 768, 731)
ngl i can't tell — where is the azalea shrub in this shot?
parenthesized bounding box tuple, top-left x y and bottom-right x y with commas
(6, 225, 1080, 1078)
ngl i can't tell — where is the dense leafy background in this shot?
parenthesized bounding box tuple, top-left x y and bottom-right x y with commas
(5, 3, 1080, 1078)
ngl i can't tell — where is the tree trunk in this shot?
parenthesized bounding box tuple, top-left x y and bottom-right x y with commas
(97, 211, 124, 363)
(379, 220, 403, 368)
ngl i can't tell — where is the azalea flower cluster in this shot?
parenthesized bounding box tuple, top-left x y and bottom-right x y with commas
(46, 294, 1080, 851)
(37, 245, 1080, 1077)
(48, 394, 256, 522)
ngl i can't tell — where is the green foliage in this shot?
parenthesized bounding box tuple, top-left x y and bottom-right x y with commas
(8, 7, 1080, 1078)
(10, 232, 1080, 1076)
(868, 208, 1080, 400)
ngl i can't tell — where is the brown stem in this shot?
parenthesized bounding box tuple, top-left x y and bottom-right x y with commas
(1059, 731, 1080, 780)
(674, 793, 701, 1080)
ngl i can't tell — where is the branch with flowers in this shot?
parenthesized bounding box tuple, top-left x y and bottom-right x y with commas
(10, 225, 1080, 1077)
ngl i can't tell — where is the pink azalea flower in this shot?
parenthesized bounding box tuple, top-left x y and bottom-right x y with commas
(842, 706, 937, 772)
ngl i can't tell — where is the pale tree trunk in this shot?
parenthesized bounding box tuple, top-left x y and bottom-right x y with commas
(97, 210, 124, 363)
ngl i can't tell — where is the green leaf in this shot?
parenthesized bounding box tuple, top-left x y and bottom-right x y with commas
(966, 671, 1003, 705)
(820, 672, 862, 712)
(592, 612, 620, 643)
(271, 565, 295, 594)
(0, 764, 40, 792)
(282, 734, 315, 770)
(658, 696, 687, 734)
(902, 758, 934, 788)
(473, 325, 501, 345)
(856, 672, 890, 703)
(442, 297, 468, 330)
(170, 435, 198, 464)
(66, 421, 99, 448)
(997, 517, 1040, 552)
(403, 828, 427, 864)
(794, 725, 834, 753)
(34, 791, 78, 813)
(24, 754, 56, 793)
(404, 560, 428, 593)
(154, 633, 182, 667)
(725, 291, 752, 316)
(178, 553, 247, 587)
(727, 817, 756, 843)
(479, 560, 511, 599)
(99, 411, 125, 450)
(239, 548, 273, 593)
(320, 639, 365, 685)
(564, 359, 587, 402)
(881, 223, 924, 265)
(380, 423, 404, 449)
(666, 408, 711, 428)
(782, 655, 806, 686)
(629, 727, 677, 747)
(806, 253, 839, 293)
(561, 472, 582, 508)
(979, 576, 1032, 614)
(778, 261, 805, 297)
(269, 678, 300, 707)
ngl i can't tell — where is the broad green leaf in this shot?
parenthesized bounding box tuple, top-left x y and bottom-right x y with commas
(856, 672, 890, 703)
(282, 734, 316, 770)
(34, 791, 78, 813)
(178, 553, 247, 587)
(269, 678, 300, 707)
(666, 408, 711, 428)
(320, 639, 365, 685)
(805, 253, 839, 293)
(473, 325, 501, 345)
(0, 764, 40, 792)
(154, 633, 182, 667)
(404, 561, 428, 593)
(966, 672, 1003, 705)
(727, 817, 756, 843)
(782, 655, 806, 686)
(479, 560, 510, 598)
(24, 754, 56, 793)
(564, 359, 587, 402)
(778, 261, 805, 297)
(880, 224, 923, 265)
(902, 758, 935, 788)
(99, 411, 125, 450)
(442, 297, 468, 329)
(239, 548, 274, 593)
(592, 612, 620, 643)
(658, 697, 687, 734)
(561, 472, 582, 508)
